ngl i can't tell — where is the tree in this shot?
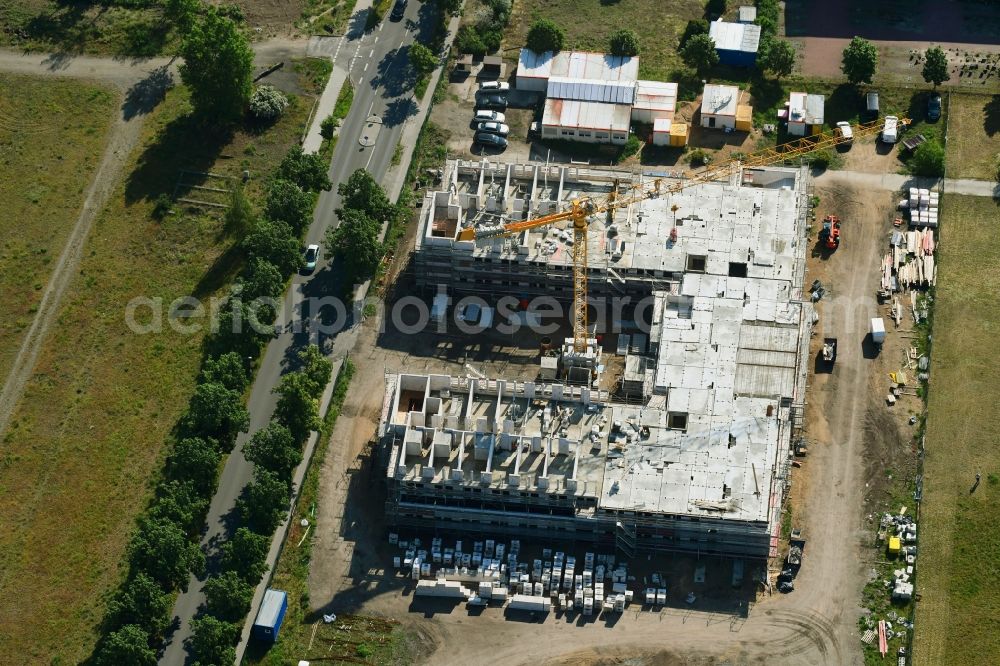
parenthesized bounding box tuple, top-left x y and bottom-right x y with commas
(526, 18, 565, 53)
(338, 168, 394, 221)
(243, 218, 303, 276)
(107, 573, 172, 636)
(202, 352, 250, 393)
(148, 480, 210, 535)
(128, 517, 205, 588)
(274, 371, 321, 441)
(243, 422, 301, 481)
(410, 42, 438, 77)
(203, 571, 254, 622)
(188, 616, 239, 666)
(922, 46, 950, 87)
(680, 19, 708, 49)
(248, 85, 288, 121)
(681, 33, 719, 77)
(298, 345, 333, 396)
(910, 140, 945, 177)
(224, 186, 256, 237)
(438, 0, 462, 14)
(608, 29, 640, 57)
(841, 36, 878, 85)
(210, 298, 274, 358)
(759, 39, 796, 79)
(705, 0, 726, 18)
(326, 208, 383, 287)
(264, 179, 312, 234)
(168, 437, 221, 495)
(183, 382, 249, 450)
(179, 8, 254, 124)
(221, 527, 270, 582)
(276, 146, 332, 192)
(95, 624, 157, 666)
(164, 0, 201, 33)
(239, 467, 291, 533)
(241, 257, 285, 302)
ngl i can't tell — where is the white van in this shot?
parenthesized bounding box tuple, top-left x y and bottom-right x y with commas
(881, 115, 899, 144)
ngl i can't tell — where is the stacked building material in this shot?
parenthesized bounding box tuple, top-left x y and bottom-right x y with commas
(905, 188, 939, 228)
(883, 227, 937, 292)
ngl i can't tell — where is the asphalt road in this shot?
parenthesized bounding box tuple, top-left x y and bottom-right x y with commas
(158, 5, 437, 664)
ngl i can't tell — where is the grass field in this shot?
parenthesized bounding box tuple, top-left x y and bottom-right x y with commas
(0, 74, 116, 383)
(0, 69, 324, 663)
(944, 93, 1000, 181)
(505, 0, 705, 81)
(913, 194, 1000, 666)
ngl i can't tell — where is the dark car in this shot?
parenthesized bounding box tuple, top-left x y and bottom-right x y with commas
(927, 93, 942, 121)
(477, 93, 507, 110)
(389, 0, 407, 21)
(474, 131, 508, 149)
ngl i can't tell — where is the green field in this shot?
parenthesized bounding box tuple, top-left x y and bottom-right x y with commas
(505, 0, 706, 81)
(0, 68, 325, 663)
(0, 74, 117, 383)
(913, 194, 1000, 666)
(945, 93, 1000, 181)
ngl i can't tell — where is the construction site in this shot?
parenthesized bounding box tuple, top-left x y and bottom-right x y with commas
(378, 158, 812, 562)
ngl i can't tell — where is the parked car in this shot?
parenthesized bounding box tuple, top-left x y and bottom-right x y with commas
(835, 121, 853, 143)
(473, 109, 505, 123)
(479, 80, 510, 92)
(866, 91, 880, 120)
(474, 131, 508, 149)
(476, 121, 510, 136)
(304, 244, 320, 271)
(927, 93, 942, 121)
(477, 93, 507, 110)
(389, 0, 407, 21)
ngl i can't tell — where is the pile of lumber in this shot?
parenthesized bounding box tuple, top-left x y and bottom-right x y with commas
(881, 228, 937, 292)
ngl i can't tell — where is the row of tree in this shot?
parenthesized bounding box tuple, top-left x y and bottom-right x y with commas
(324, 168, 406, 293)
(189, 345, 332, 664)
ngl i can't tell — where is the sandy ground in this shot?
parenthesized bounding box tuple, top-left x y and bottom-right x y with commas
(300, 159, 926, 664)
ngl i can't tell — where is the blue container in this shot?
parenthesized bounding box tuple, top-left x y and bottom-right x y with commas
(252, 589, 288, 643)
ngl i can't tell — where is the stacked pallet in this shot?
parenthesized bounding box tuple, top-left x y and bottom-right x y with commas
(905, 188, 939, 227)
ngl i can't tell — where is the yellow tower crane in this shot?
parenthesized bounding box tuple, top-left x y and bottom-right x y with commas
(457, 117, 909, 352)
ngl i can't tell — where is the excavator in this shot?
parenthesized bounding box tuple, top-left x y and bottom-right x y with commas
(818, 215, 841, 250)
(457, 117, 908, 354)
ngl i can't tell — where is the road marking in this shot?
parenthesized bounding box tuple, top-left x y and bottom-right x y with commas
(398, 38, 405, 49)
(363, 62, 369, 72)
(369, 49, 375, 58)
(368, 99, 376, 115)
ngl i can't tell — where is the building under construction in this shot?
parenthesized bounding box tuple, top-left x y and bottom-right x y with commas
(380, 160, 812, 559)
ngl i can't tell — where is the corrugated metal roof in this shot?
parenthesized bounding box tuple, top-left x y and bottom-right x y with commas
(517, 49, 639, 83)
(634, 80, 678, 114)
(542, 98, 631, 132)
(702, 84, 740, 117)
(709, 21, 761, 53)
(547, 76, 636, 104)
(738, 6, 757, 22)
(255, 590, 286, 628)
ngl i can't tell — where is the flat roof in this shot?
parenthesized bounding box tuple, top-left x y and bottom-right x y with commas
(634, 80, 678, 116)
(542, 98, 631, 132)
(789, 92, 825, 125)
(709, 20, 761, 53)
(254, 590, 286, 627)
(738, 6, 757, 22)
(702, 84, 740, 117)
(517, 49, 639, 83)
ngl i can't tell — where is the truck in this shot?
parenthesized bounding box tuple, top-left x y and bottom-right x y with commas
(822, 337, 837, 365)
(871, 317, 886, 348)
(252, 589, 288, 643)
(881, 115, 899, 144)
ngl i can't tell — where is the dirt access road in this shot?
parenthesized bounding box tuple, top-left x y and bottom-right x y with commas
(306, 177, 895, 665)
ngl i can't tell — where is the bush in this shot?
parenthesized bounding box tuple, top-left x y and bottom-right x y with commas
(152, 193, 173, 220)
(809, 149, 834, 170)
(910, 140, 945, 177)
(688, 148, 713, 166)
(680, 19, 708, 49)
(249, 85, 289, 121)
(755, 0, 780, 39)
(609, 29, 640, 57)
(526, 18, 565, 53)
(705, 0, 726, 18)
(681, 33, 719, 77)
(620, 134, 642, 160)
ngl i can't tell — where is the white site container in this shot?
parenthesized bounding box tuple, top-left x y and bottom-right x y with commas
(871, 317, 886, 345)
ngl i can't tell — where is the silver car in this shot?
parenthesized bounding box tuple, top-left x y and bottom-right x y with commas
(476, 121, 510, 136)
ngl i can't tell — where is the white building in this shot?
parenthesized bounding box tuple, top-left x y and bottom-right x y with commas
(786, 92, 825, 136)
(700, 84, 740, 130)
(516, 49, 639, 92)
(631, 80, 678, 124)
